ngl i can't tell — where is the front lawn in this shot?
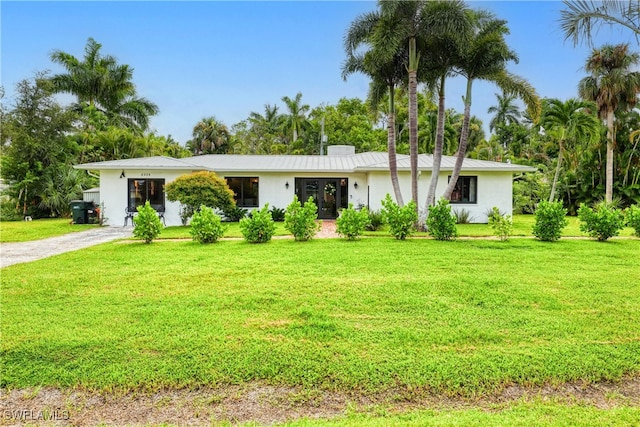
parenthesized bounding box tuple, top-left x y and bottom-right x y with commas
(0, 218, 97, 242)
(2, 238, 639, 395)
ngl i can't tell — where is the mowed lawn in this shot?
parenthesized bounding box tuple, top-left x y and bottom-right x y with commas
(2, 237, 639, 397)
(0, 218, 97, 242)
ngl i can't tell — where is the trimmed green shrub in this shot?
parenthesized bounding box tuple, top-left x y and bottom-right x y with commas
(381, 194, 417, 240)
(626, 204, 640, 237)
(336, 204, 370, 240)
(223, 206, 247, 222)
(365, 209, 385, 231)
(488, 206, 513, 242)
(284, 196, 320, 241)
(578, 201, 625, 241)
(239, 204, 276, 243)
(426, 198, 457, 241)
(533, 200, 568, 242)
(133, 201, 163, 243)
(165, 171, 235, 222)
(190, 205, 226, 243)
(270, 206, 286, 222)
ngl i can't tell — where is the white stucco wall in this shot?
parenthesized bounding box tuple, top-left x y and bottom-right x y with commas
(367, 170, 513, 223)
(100, 169, 192, 226)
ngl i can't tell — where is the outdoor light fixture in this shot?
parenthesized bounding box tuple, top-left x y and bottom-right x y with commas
(120, 170, 126, 179)
(285, 181, 289, 189)
(354, 181, 358, 189)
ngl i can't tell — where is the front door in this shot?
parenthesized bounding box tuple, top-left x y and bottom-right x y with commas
(295, 178, 348, 219)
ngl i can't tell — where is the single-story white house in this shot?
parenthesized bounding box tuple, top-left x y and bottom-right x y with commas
(74, 145, 535, 226)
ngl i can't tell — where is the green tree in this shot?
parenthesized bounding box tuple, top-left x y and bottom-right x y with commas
(561, 0, 640, 45)
(488, 91, 522, 134)
(187, 116, 231, 155)
(541, 98, 600, 202)
(165, 171, 235, 221)
(281, 92, 310, 144)
(442, 11, 540, 202)
(49, 37, 158, 133)
(578, 43, 640, 202)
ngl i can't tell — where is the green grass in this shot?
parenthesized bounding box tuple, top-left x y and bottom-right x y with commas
(2, 238, 639, 395)
(279, 401, 640, 426)
(0, 218, 97, 242)
(158, 221, 290, 239)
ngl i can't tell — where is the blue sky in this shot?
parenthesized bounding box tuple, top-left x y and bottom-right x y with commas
(1, 1, 636, 145)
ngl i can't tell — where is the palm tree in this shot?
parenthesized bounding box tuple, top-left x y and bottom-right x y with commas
(49, 37, 158, 133)
(281, 92, 310, 143)
(542, 98, 601, 201)
(441, 11, 540, 201)
(578, 43, 640, 202)
(187, 116, 231, 155)
(561, 0, 640, 46)
(488, 91, 522, 133)
(343, 9, 408, 205)
(376, 0, 469, 207)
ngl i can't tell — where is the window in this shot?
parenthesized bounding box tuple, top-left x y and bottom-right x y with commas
(449, 176, 477, 204)
(226, 177, 259, 207)
(128, 179, 165, 209)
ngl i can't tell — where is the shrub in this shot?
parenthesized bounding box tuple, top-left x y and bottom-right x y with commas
(0, 199, 22, 221)
(190, 205, 226, 243)
(578, 201, 625, 241)
(133, 201, 163, 243)
(532, 200, 568, 242)
(270, 206, 286, 222)
(284, 196, 320, 241)
(626, 204, 640, 237)
(454, 208, 474, 224)
(381, 194, 417, 240)
(488, 206, 513, 242)
(223, 206, 247, 222)
(426, 198, 457, 241)
(239, 204, 276, 243)
(365, 209, 385, 231)
(165, 171, 235, 222)
(336, 204, 370, 240)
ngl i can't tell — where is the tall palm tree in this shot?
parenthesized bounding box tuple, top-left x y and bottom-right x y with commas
(561, 0, 640, 46)
(542, 98, 601, 201)
(281, 92, 310, 143)
(49, 37, 158, 133)
(187, 116, 231, 155)
(488, 91, 522, 133)
(343, 9, 408, 205)
(578, 43, 640, 202)
(376, 0, 469, 207)
(441, 11, 540, 201)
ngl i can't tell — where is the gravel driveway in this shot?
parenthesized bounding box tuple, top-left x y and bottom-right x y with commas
(0, 227, 133, 268)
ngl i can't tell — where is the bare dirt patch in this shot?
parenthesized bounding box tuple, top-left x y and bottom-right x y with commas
(1, 378, 638, 426)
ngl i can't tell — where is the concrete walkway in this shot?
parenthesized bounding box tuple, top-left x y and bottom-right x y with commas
(0, 227, 133, 268)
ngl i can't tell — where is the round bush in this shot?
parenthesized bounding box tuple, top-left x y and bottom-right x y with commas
(190, 205, 226, 243)
(533, 200, 568, 242)
(239, 204, 276, 243)
(426, 198, 457, 241)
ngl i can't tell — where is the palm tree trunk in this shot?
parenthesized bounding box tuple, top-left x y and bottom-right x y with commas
(425, 75, 446, 211)
(549, 141, 565, 202)
(606, 109, 615, 203)
(443, 79, 473, 200)
(408, 38, 419, 210)
(388, 85, 404, 206)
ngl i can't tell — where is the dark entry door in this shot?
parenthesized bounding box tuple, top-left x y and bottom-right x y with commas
(295, 178, 348, 219)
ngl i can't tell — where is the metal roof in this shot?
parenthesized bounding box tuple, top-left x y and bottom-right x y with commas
(75, 152, 536, 173)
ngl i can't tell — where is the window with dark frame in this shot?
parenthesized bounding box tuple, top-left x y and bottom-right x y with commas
(226, 177, 259, 207)
(128, 179, 165, 210)
(449, 176, 477, 204)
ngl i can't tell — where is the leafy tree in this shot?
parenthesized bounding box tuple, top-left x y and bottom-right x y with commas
(187, 116, 231, 155)
(165, 171, 235, 221)
(541, 98, 600, 201)
(561, 0, 640, 45)
(579, 43, 640, 202)
(488, 91, 522, 133)
(49, 37, 158, 133)
(1, 74, 80, 217)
